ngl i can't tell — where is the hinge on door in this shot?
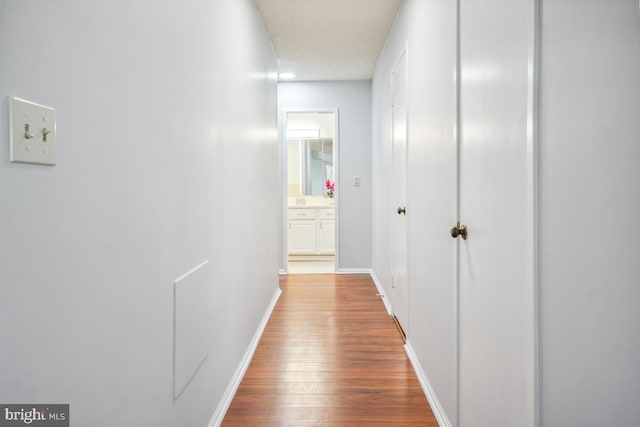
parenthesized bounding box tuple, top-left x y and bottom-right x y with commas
(391, 276, 395, 289)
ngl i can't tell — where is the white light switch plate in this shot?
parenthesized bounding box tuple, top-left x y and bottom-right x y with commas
(9, 96, 57, 165)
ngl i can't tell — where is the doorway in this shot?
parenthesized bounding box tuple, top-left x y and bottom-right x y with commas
(283, 110, 338, 274)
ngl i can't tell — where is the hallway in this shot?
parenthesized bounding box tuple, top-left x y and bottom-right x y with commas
(222, 274, 436, 426)
(1, 1, 638, 426)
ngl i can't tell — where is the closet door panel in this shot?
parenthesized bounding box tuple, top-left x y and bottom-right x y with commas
(457, 0, 536, 425)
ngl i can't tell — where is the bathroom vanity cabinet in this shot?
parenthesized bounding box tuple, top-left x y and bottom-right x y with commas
(287, 207, 335, 255)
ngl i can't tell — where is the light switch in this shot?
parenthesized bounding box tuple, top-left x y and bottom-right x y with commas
(9, 96, 57, 166)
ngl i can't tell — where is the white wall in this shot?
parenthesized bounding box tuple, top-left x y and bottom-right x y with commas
(0, 1, 278, 426)
(372, 0, 458, 423)
(538, 1, 640, 425)
(278, 81, 372, 271)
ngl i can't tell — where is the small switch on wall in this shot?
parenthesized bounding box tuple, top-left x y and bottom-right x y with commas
(9, 96, 57, 166)
(354, 176, 360, 187)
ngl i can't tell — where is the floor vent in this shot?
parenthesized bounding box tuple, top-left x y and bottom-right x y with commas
(393, 315, 406, 342)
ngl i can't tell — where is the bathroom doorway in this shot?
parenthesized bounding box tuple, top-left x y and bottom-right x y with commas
(284, 110, 338, 274)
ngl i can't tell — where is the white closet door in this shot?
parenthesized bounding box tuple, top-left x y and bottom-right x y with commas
(457, 0, 536, 425)
(391, 50, 409, 333)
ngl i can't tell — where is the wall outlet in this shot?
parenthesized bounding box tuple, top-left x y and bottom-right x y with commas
(9, 96, 57, 166)
(354, 176, 360, 187)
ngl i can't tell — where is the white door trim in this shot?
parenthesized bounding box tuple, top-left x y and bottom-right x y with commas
(527, 1, 541, 425)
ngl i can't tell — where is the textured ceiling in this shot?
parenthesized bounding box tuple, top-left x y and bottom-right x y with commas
(256, 0, 401, 81)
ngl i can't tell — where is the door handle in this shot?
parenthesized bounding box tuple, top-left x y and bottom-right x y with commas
(450, 222, 468, 240)
(397, 206, 406, 215)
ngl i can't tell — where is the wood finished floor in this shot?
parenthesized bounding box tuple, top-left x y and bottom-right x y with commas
(222, 274, 437, 426)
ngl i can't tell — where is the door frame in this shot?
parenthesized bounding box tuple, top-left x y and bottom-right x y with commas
(281, 108, 340, 273)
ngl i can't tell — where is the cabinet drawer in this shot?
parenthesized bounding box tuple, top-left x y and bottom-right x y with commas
(318, 209, 335, 219)
(288, 209, 316, 220)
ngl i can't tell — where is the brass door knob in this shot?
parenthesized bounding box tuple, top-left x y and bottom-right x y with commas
(450, 222, 468, 240)
(397, 206, 406, 215)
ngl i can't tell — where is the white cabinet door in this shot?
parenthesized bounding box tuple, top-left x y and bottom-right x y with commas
(288, 220, 316, 254)
(317, 220, 335, 255)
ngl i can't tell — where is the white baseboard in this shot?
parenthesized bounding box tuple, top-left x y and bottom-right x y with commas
(369, 270, 393, 316)
(208, 286, 282, 427)
(404, 341, 452, 427)
(335, 268, 371, 274)
(278, 269, 287, 275)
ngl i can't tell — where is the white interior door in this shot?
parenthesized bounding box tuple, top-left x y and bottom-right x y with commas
(457, 0, 536, 425)
(391, 50, 409, 333)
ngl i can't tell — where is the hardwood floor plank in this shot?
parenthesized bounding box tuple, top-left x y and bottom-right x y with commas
(221, 274, 436, 426)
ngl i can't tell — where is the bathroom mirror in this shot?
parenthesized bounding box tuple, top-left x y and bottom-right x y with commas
(286, 112, 335, 197)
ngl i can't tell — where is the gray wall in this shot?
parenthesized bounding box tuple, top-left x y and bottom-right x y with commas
(0, 1, 279, 426)
(278, 81, 372, 271)
(539, 0, 640, 425)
